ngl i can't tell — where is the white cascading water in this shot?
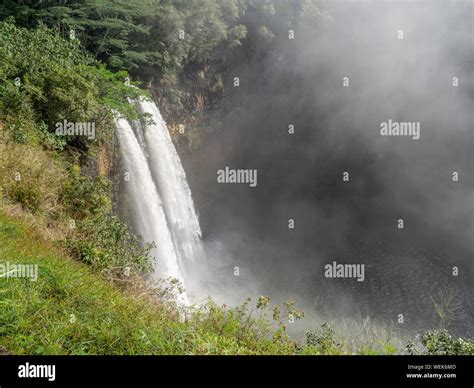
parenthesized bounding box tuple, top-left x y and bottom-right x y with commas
(136, 100, 203, 266)
(115, 98, 203, 304)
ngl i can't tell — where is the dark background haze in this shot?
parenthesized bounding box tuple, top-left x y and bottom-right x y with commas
(184, 1, 473, 336)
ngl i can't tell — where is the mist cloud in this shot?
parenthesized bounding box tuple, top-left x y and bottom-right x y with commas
(186, 1, 473, 336)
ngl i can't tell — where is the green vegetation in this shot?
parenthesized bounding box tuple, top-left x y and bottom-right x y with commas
(0, 211, 277, 355)
(0, 19, 151, 283)
(0, 18, 146, 145)
(0, 0, 324, 148)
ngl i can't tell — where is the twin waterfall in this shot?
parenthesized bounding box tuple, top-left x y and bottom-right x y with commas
(115, 99, 203, 303)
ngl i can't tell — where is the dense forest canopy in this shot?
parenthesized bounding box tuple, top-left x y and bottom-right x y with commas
(0, 0, 324, 141)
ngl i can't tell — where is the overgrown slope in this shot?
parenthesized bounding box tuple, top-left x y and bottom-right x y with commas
(0, 210, 306, 355)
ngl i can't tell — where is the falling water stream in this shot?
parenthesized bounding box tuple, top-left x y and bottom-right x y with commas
(115, 98, 203, 303)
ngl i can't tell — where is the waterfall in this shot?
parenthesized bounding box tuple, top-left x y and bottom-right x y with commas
(115, 99, 203, 303)
(136, 99, 203, 269)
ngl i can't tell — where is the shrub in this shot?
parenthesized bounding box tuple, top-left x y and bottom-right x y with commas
(306, 323, 342, 354)
(419, 329, 474, 355)
(66, 213, 152, 280)
(61, 167, 111, 220)
(187, 297, 305, 354)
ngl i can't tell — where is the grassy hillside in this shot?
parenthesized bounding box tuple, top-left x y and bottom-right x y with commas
(0, 210, 286, 355)
(0, 210, 173, 355)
